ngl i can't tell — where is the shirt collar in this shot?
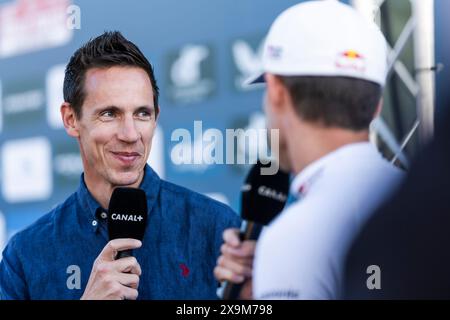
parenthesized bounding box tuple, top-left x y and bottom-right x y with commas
(76, 164, 161, 233)
(290, 142, 377, 198)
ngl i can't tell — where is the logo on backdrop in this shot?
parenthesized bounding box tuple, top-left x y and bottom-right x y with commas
(0, 79, 2, 133)
(0, 0, 75, 58)
(46, 64, 66, 129)
(166, 44, 215, 104)
(231, 35, 264, 91)
(1, 137, 52, 203)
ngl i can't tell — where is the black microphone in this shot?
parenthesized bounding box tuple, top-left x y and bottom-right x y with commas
(107, 187, 148, 259)
(222, 161, 290, 300)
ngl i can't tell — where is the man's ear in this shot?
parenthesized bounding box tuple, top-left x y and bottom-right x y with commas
(265, 74, 290, 115)
(61, 102, 80, 138)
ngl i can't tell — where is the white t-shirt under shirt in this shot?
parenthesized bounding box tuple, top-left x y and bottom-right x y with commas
(253, 142, 404, 299)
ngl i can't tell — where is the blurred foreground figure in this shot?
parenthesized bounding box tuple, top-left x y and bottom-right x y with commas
(344, 109, 450, 299)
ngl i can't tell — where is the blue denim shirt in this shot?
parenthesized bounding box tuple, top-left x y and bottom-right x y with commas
(0, 165, 240, 299)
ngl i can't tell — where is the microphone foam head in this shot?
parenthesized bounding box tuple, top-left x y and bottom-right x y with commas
(107, 187, 148, 241)
(241, 161, 290, 225)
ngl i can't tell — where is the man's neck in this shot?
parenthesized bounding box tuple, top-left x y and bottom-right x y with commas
(83, 169, 144, 209)
(287, 120, 370, 175)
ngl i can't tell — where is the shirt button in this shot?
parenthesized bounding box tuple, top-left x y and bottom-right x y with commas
(100, 212, 107, 219)
(92, 220, 98, 227)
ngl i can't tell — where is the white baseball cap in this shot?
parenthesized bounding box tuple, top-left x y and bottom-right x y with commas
(248, 0, 388, 86)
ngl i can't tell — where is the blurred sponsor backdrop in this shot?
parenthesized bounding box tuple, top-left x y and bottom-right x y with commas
(0, 0, 449, 247)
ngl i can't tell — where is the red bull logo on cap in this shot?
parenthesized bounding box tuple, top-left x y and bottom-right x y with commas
(342, 50, 364, 59)
(335, 50, 366, 73)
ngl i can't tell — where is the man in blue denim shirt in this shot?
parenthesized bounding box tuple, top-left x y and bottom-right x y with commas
(0, 31, 240, 299)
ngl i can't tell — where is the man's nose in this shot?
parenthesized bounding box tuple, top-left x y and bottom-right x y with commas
(117, 115, 140, 142)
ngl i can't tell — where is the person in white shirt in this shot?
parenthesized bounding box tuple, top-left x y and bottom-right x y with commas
(214, 0, 404, 299)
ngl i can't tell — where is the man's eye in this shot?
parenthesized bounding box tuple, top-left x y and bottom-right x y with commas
(100, 110, 115, 118)
(137, 110, 152, 119)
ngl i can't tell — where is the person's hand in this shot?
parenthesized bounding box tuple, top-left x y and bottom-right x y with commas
(214, 228, 255, 299)
(81, 239, 142, 300)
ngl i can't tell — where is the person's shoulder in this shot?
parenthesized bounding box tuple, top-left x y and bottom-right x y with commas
(355, 154, 406, 194)
(326, 148, 405, 191)
(370, 152, 405, 176)
(160, 179, 238, 218)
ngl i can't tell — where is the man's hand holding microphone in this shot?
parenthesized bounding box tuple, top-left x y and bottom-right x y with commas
(81, 239, 142, 300)
(82, 188, 147, 300)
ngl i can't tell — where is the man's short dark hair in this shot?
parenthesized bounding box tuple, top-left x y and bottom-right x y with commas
(63, 31, 159, 118)
(279, 76, 382, 131)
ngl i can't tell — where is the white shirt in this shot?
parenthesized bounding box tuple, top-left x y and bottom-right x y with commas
(253, 142, 404, 299)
